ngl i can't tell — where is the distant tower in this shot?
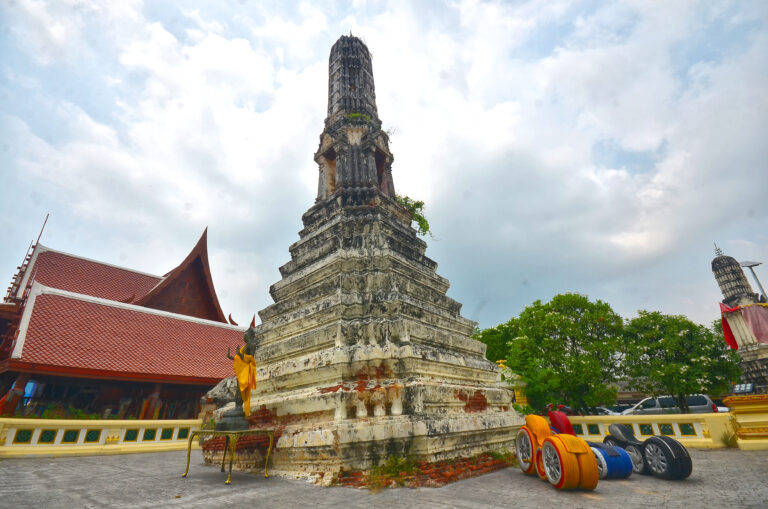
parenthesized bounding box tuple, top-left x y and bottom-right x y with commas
(711, 244, 767, 387)
(711, 245, 758, 307)
(315, 35, 395, 201)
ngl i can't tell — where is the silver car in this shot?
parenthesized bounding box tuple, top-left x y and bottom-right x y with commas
(622, 394, 720, 414)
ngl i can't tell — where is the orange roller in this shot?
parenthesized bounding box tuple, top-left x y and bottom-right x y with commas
(515, 426, 537, 475)
(535, 447, 549, 481)
(549, 433, 599, 491)
(517, 415, 553, 478)
(541, 436, 582, 490)
(575, 447, 599, 490)
(525, 414, 552, 444)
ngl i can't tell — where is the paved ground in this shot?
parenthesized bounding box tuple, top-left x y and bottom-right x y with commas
(0, 448, 766, 508)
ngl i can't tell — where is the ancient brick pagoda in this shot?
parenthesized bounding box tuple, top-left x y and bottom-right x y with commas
(206, 36, 521, 482)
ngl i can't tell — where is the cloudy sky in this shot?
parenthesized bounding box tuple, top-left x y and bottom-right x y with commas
(1, 0, 766, 329)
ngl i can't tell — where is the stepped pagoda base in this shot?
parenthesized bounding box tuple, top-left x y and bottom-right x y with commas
(203, 412, 521, 485)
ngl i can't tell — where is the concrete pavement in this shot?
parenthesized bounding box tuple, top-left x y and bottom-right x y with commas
(0, 448, 766, 508)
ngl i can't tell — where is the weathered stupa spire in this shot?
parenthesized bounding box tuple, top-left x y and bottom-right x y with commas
(202, 35, 520, 484)
(326, 35, 379, 124)
(315, 35, 395, 201)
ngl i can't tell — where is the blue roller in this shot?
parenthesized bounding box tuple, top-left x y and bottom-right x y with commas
(588, 442, 633, 479)
(605, 446, 633, 478)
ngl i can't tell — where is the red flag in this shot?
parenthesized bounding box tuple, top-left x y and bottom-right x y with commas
(719, 302, 739, 350)
(742, 305, 768, 345)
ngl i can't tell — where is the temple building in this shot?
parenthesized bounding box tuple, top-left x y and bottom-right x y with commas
(711, 246, 768, 387)
(203, 35, 521, 483)
(0, 229, 244, 419)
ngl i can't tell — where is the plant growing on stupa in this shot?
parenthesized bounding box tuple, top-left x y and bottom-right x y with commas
(395, 194, 431, 237)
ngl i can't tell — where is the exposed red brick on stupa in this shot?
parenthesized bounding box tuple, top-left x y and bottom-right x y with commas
(454, 389, 489, 413)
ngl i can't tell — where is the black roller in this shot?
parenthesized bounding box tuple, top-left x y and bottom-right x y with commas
(642, 436, 692, 480)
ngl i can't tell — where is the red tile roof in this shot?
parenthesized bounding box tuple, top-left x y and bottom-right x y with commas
(10, 286, 243, 384)
(25, 248, 162, 303)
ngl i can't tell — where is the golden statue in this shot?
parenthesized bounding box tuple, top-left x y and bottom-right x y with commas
(227, 327, 258, 417)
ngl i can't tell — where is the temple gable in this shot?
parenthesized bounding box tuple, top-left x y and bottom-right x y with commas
(136, 229, 226, 323)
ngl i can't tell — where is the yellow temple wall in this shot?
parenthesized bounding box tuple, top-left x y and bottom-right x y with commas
(0, 417, 202, 458)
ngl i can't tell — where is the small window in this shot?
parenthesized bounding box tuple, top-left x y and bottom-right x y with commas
(641, 399, 657, 409)
(38, 430, 57, 444)
(62, 430, 80, 443)
(686, 395, 707, 406)
(13, 429, 32, 444)
(659, 397, 677, 408)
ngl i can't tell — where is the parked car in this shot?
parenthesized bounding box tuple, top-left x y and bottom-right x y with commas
(621, 394, 720, 415)
(584, 406, 620, 416)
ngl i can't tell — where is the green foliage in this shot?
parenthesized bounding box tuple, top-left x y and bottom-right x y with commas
(504, 293, 626, 413)
(473, 319, 519, 362)
(624, 312, 741, 412)
(395, 194, 432, 237)
(346, 112, 371, 122)
(512, 403, 534, 415)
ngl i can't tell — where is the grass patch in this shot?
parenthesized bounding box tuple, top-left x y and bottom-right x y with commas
(366, 455, 420, 492)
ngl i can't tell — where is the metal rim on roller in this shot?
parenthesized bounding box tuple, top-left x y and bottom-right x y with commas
(516, 429, 534, 471)
(625, 444, 644, 472)
(542, 441, 562, 484)
(644, 442, 668, 475)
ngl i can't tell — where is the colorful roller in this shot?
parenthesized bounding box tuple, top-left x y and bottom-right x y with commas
(642, 436, 692, 480)
(588, 443, 633, 479)
(534, 447, 549, 480)
(604, 423, 649, 475)
(516, 414, 553, 475)
(540, 437, 581, 489)
(540, 434, 599, 491)
(547, 410, 576, 435)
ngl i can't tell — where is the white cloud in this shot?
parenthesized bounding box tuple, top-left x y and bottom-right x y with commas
(1, 0, 766, 328)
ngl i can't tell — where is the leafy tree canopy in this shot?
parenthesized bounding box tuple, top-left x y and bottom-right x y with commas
(473, 319, 519, 363)
(503, 293, 625, 412)
(624, 311, 741, 412)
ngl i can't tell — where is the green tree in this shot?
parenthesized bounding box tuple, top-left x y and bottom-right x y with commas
(473, 318, 519, 363)
(504, 293, 626, 412)
(624, 311, 741, 413)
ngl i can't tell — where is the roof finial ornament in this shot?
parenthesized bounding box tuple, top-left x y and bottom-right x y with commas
(714, 242, 723, 256)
